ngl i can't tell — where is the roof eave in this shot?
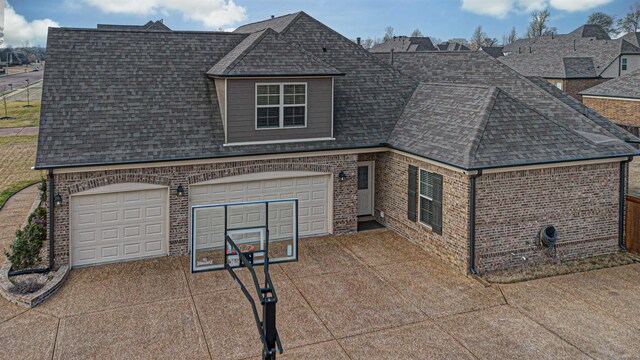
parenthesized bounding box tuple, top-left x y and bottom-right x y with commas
(207, 72, 346, 78)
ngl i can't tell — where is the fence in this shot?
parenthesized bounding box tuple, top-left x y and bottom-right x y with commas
(625, 194, 640, 254)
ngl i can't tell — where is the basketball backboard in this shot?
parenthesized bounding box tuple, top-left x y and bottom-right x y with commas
(190, 199, 298, 273)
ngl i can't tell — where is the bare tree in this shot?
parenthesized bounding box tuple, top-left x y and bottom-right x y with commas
(588, 12, 617, 36)
(411, 28, 423, 37)
(527, 9, 552, 38)
(503, 26, 518, 45)
(483, 37, 499, 47)
(470, 25, 487, 50)
(618, 1, 640, 33)
(383, 26, 395, 42)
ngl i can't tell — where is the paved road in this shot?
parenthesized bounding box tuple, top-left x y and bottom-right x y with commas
(0, 71, 44, 93)
(0, 127, 39, 136)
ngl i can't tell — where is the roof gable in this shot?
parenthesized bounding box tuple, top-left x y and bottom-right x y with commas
(207, 28, 342, 77)
(233, 12, 302, 34)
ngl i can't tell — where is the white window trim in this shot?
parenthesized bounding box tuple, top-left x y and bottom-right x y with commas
(418, 168, 433, 229)
(621, 57, 628, 71)
(255, 82, 308, 130)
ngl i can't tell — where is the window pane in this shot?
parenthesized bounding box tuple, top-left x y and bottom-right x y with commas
(257, 107, 280, 128)
(257, 85, 280, 105)
(283, 106, 305, 127)
(419, 170, 433, 198)
(358, 166, 368, 190)
(420, 197, 432, 225)
(284, 84, 305, 105)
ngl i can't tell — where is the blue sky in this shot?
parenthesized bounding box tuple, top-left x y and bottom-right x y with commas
(4, 0, 637, 47)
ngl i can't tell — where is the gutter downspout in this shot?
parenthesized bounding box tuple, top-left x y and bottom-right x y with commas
(6, 170, 55, 276)
(48, 169, 55, 269)
(469, 170, 482, 275)
(619, 158, 631, 251)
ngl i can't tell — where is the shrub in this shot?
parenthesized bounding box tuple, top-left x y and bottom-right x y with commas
(5, 206, 46, 270)
(38, 177, 46, 203)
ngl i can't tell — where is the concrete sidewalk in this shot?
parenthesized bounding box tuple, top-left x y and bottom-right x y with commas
(0, 127, 38, 137)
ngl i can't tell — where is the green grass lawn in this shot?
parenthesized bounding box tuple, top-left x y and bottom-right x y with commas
(0, 135, 43, 208)
(0, 101, 41, 128)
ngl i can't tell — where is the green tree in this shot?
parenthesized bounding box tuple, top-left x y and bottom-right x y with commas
(527, 9, 552, 38)
(587, 12, 617, 36)
(618, 1, 640, 33)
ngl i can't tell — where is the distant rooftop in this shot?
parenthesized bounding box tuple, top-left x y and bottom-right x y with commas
(499, 24, 640, 79)
(97, 20, 171, 31)
(580, 69, 640, 100)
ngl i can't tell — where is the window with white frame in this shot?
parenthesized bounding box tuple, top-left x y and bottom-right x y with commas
(256, 83, 306, 129)
(622, 57, 628, 71)
(419, 169, 434, 226)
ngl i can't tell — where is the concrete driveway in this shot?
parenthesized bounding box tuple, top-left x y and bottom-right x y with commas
(1, 230, 640, 359)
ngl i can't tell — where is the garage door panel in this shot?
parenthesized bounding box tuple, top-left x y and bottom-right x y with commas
(71, 188, 168, 267)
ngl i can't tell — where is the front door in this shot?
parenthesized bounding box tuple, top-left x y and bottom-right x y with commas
(357, 162, 374, 216)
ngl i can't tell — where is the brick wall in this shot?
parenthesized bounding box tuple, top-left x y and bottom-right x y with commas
(475, 163, 621, 272)
(50, 154, 358, 268)
(563, 78, 610, 101)
(583, 96, 640, 127)
(371, 152, 471, 273)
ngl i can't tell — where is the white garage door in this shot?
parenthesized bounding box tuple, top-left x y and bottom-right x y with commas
(70, 187, 168, 267)
(190, 173, 331, 247)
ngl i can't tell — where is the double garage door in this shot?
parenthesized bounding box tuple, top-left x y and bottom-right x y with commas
(190, 173, 331, 241)
(70, 173, 331, 267)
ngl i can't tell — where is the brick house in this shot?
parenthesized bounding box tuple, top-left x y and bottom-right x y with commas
(580, 69, 640, 132)
(37, 12, 638, 274)
(499, 25, 640, 101)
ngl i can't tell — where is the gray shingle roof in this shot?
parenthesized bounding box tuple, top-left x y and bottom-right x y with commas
(480, 46, 504, 58)
(97, 20, 171, 31)
(369, 37, 437, 53)
(373, 51, 637, 167)
(622, 31, 640, 47)
(37, 14, 637, 171)
(207, 28, 342, 77)
(436, 42, 470, 51)
(579, 69, 640, 99)
(36, 13, 417, 168)
(567, 25, 610, 40)
(500, 25, 640, 78)
(233, 13, 301, 34)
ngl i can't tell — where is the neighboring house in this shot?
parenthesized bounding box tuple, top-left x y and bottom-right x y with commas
(0, 48, 27, 66)
(480, 46, 504, 58)
(436, 41, 470, 51)
(369, 37, 470, 52)
(369, 36, 438, 52)
(580, 69, 640, 131)
(500, 24, 640, 100)
(97, 20, 171, 31)
(37, 12, 638, 274)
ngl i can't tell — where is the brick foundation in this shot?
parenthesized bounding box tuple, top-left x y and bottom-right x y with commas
(370, 152, 471, 274)
(50, 154, 358, 268)
(475, 163, 621, 273)
(583, 96, 640, 127)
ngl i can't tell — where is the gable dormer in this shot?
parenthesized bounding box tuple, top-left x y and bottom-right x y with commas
(208, 29, 344, 146)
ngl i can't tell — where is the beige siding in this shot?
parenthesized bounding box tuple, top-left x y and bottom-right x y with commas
(226, 78, 333, 143)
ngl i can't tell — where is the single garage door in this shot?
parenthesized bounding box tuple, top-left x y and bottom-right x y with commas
(190, 172, 331, 243)
(70, 186, 168, 267)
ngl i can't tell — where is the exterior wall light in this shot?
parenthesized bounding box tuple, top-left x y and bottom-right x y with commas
(55, 194, 62, 206)
(339, 171, 347, 182)
(177, 184, 184, 196)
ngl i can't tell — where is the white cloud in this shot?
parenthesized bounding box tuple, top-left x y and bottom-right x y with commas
(461, 0, 612, 18)
(548, 0, 612, 12)
(82, 0, 246, 28)
(3, 1, 59, 47)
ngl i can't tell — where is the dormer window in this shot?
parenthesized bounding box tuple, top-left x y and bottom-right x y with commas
(256, 83, 307, 129)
